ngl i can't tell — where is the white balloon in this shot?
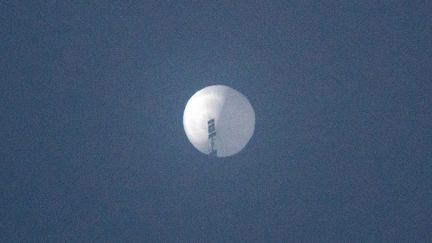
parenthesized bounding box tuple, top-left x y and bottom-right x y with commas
(183, 85, 255, 157)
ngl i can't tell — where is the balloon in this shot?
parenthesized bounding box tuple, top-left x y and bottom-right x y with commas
(183, 85, 255, 157)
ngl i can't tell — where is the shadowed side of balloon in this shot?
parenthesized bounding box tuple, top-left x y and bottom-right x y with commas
(214, 88, 255, 157)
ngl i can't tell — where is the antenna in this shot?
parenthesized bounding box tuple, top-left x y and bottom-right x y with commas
(208, 119, 217, 157)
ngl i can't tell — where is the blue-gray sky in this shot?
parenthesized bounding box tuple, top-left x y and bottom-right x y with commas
(1, 1, 431, 242)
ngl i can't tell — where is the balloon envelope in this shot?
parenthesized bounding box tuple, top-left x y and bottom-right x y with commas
(183, 85, 255, 157)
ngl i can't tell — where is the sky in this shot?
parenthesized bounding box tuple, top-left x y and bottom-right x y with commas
(1, 1, 431, 242)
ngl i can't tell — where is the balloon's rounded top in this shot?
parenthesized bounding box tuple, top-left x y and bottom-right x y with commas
(183, 85, 255, 157)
